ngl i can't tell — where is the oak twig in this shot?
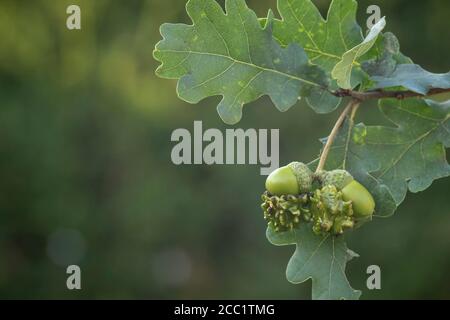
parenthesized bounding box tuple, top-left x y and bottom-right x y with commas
(332, 88, 450, 101)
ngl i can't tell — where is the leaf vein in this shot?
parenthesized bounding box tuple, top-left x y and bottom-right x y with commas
(158, 49, 322, 88)
(229, 70, 263, 111)
(286, 0, 319, 50)
(184, 61, 236, 92)
(293, 235, 330, 281)
(202, 2, 231, 57)
(236, 7, 252, 64)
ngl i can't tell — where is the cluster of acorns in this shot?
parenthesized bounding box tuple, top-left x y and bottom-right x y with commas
(261, 162, 375, 236)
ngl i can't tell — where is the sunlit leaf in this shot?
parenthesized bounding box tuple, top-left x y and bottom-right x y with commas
(154, 0, 334, 124)
(331, 17, 386, 89)
(273, 0, 363, 75)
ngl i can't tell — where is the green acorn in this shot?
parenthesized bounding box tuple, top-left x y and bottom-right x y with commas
(342, 180, 375, 218)
(321, 170, 375, 218)
(265, 162, 313, 196)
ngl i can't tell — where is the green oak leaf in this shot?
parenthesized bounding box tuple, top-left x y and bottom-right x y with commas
(153, 0, 334, 124)
(272, 0, 385, 92)
(371, 64, 450, 95)
(266, 224, 361, 300)
(323, 98, 450, 206)
(331, 17, 386, 89)
(357, 98, 450, 204)
(361, 32, 413, 78)
(272, 0, 364, 76)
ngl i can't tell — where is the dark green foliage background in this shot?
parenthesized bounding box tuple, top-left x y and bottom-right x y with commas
(0, 0, 449, 299)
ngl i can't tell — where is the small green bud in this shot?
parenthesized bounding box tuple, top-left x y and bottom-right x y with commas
(265, 162, 313, 196)
(342, 180, 375, 218)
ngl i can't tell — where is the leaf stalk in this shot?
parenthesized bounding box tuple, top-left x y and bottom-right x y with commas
(316, 99, 361, 173)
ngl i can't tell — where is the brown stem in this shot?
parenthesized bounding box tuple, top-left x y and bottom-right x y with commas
(316, 99, 360, 173)
(332, 88, 450, 101)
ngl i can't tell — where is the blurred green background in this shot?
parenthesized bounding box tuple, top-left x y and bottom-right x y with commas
(0, 0, 449, 299)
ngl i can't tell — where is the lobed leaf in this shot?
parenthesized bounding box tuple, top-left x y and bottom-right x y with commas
(359, 99, 450, 204)
(273, 0, 363, 76)
(322, 98, 450, 206)
(266, 224, 361, 300)
(331, 17, 386, 89)
(153, 0, 335, 124)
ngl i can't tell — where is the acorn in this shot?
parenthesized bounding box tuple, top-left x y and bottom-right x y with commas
(265, 162, 313, 196)
(321, 170, 375, 218)
(342, 180, 375, 218)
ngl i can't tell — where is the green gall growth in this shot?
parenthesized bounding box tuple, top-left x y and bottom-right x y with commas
(310, 185, 354, 236)
(261, 192, 311, 232)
